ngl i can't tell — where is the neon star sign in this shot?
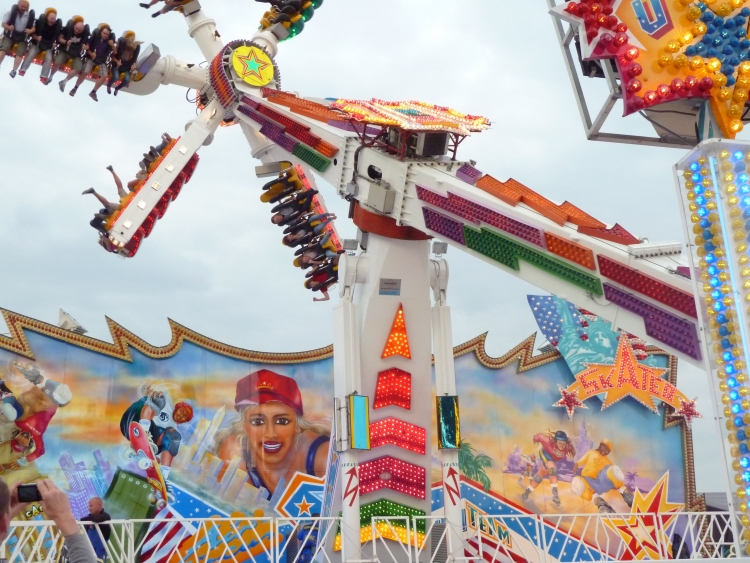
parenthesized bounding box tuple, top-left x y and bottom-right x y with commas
(554, 335, 699, 420)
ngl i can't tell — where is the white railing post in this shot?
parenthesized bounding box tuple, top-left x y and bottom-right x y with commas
(535, 514, 546, 563)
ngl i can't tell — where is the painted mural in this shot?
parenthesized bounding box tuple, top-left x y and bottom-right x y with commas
(0, 305, 698, 562)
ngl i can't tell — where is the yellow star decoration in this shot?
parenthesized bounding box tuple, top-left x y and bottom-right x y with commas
(605, 473, 683, 560)
(231, 46, 274, 87)
(294, 496, 314, 516)
(557, 336, 696, 417)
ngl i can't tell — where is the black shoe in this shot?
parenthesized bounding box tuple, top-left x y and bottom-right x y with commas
(69, 87, 77, 97)
(152, 12, 160, 17)
(106, 165, 113, 172)
(89, 91, 98, 102)
(9, 70, 16, 78)
(114, 88, 119, 96)
(139, 2, 150, 6)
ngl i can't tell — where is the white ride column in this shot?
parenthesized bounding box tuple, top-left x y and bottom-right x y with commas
(334, 208, 435, 562)
(430, 257, 466, 560)
(333, 272, 364, 562)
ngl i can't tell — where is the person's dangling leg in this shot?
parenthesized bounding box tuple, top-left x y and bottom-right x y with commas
(19, 44, 39, 75)
(49, 51, 68, 82)
(107, 70, 119, 94)
(312, 219, 332, 235)
(39, 49, 54, 83)
(318, 231, 332, 247)
(82, 188, 114, 210)
(114, 70, 131, 95)
(74, 71, 87, 90)
(11, 41, 27, 74)
(108, 167, 128, 199)
(60, 68, 80, 94)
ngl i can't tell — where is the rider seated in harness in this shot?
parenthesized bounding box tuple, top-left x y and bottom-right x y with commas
(80, 23, 115, 102)
(18, 7, 59, 82)
(0, 1, 35, 78)
(107, 31, 140, 96)
(52, 15, 89, 95)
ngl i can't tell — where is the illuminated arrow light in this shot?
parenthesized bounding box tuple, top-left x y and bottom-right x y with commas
(123, 221, 133, 229)
(151, 182, 161, 191)
(358, 456, 426, 499)
(166, 164, 175, 172)
(138, 201, 147, 210)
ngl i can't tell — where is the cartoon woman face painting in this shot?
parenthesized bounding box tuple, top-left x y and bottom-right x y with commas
(242, 401, 299, 467)
(214, 370, 330, 497)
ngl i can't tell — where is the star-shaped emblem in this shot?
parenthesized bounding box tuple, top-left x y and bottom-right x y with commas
(605, 473, 683, 560)
(675, 397, 702, 425)
(236, 48, 271, 81)
(552, 385, 588, 420)
(294, 496, 314, 516)
(575, 335, 667, 413)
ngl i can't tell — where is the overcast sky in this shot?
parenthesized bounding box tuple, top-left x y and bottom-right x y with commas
(0, 1, 734, 494)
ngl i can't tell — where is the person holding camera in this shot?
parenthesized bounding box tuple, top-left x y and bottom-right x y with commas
(1, 479, 96, 563)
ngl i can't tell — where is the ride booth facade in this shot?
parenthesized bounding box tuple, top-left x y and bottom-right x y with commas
(0, 299, 702, 563)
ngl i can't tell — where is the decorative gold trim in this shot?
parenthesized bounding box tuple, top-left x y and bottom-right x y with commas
(0, 308, 333, 364)
(453, 332, 561, 371)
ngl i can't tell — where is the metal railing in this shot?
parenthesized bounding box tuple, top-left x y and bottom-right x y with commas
(0, 511, 742, 563)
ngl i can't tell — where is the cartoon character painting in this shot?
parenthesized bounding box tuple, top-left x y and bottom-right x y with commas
(214, 370, 330, 497)
(521, 430, 576, 506)
(119, 384, 194, 500)
(0, 363, 72, 471)
(572, 439, 634, 513)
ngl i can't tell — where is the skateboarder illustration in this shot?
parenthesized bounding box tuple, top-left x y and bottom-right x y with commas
(120, 384, 193, 504)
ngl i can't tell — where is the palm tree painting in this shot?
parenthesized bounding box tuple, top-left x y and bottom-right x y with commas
(624, 471, 638, 491)
(458, 441, 494, 492)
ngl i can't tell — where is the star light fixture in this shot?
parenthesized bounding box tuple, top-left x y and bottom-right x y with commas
(676, 397, 702, 424)
(553, 385, 588, 420)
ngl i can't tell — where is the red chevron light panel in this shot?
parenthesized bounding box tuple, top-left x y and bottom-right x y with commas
(370, 417, 426, 454)
(359, 456, 426, 499)
(373, 368, 411, 410)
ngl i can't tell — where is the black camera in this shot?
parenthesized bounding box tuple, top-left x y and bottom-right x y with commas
(17, 484, 42, 503)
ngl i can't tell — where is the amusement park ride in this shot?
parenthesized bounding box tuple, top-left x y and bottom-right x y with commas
(10, 0, 750, 560)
